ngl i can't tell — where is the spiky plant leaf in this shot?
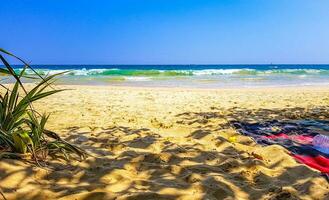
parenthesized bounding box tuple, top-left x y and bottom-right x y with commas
(0, 49, 86, 161)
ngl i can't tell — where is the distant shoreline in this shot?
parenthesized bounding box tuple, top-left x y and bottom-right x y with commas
(2, 64, 327, 88)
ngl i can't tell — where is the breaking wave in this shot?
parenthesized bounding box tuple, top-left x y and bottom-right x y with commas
(15, 68, 329, 77)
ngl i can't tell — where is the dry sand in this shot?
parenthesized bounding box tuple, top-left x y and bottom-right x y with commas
(1, 85, 329, 200)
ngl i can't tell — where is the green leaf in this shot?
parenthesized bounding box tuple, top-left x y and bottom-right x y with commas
(12, 131, 32, 154)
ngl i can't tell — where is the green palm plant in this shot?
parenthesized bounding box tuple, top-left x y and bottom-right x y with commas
(0, 48, 85, 161)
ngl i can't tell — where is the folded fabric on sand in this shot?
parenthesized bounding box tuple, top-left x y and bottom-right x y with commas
(232, 120, 329, 179)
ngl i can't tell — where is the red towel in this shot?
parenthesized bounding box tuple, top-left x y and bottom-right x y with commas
(292, 154, 329, 173)
(262, 133, 329, 173)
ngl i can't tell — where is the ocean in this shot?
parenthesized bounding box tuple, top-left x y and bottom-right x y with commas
(9, 64, 329, 88)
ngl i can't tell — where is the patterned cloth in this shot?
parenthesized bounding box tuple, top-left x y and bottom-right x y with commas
(232, 120, 329, 180)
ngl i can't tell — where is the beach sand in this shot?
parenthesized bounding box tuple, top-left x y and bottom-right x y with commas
(1, 85, 329, 200)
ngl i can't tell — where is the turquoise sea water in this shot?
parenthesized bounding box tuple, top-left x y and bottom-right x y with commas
(9, 65, 329, 88)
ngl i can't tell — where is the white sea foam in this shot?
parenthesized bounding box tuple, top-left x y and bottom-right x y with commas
(189, 69, 249, 75)
(124, 77, 151, 81)
(16, 68, 329, 77)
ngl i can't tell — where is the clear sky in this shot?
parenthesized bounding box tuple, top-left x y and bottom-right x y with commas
(1, 0, 329, 64)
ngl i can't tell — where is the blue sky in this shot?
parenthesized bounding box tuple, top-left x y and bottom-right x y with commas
(1, 0, 329, 64)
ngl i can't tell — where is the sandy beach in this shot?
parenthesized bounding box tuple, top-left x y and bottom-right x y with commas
(1, 85, 329, 200)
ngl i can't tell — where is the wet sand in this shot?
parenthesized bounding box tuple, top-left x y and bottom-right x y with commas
(1, 85, 329, 200)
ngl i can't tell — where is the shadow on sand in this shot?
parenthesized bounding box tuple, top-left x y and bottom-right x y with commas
(1, 106, 329, 199)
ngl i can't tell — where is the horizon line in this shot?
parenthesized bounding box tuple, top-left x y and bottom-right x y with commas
(5, 63, 329, 66)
